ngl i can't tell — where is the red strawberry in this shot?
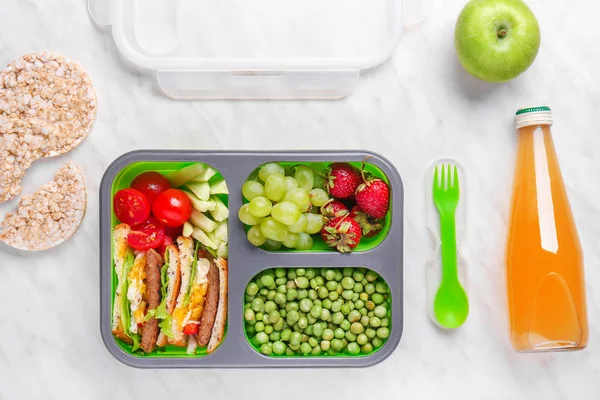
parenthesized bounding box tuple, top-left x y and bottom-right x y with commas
(325, 163, 363, 199)
(321, 215, 362, 253)
(320, 199, 349, 220)
(355, 178, 390, 219)
(350, 206, 384, 238)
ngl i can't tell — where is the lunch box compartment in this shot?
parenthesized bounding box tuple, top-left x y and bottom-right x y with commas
(243, 267, 393, 358)
(242, 161, 392, 252)
(100, 150, 403, 367)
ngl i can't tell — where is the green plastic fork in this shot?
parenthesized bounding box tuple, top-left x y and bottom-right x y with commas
(432, 164, 469, 329)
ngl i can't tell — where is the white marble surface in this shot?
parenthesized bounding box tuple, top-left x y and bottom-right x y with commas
(1, 0, 599, 398)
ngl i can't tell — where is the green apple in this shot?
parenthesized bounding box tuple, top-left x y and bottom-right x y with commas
(455, 0, 541, 82)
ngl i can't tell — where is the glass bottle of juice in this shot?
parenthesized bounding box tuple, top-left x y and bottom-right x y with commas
(506, 106, 588, 352)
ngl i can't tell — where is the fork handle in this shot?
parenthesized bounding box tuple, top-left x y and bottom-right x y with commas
(439, 212, 459, 284)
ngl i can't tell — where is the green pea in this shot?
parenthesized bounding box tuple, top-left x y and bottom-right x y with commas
(246, 283, 259, 296)
(341, 338, 349, 348)
(287, 289, 297, 301)
(267, 290, 276, 300)
(251, 298, 264, 312)
(345, 331, 357, 342)
(270, 331, 281, 342)
(340, 319, 351, 331)
(325, 280, 337, 291)
(340, 303, 350, 315)
(359, 308, 368, 317)
(334, 328, 345, 339)
(364, 283, 375, 295)
(244, 308, 255, 321)
(381, 317, 390, 327)
(287, 270, 297, 280)
(276, 278, 287, 286)
(351, 293, 359, 302)
(333, 270, 342, 281)
(369, 316, 381, 327)
(261, 275, 274, 287)
(374, 305, 387, 318)
(336, 285, 343, 294)
(308, 337, 319, 348)
(255, 312, 264, 321)
(296, 289, 307, 300)
(376, 282, 388, 294)
(359, 292, 369, 302)
(307, 314, 317, 325)
(361, 279, 368, 286)
(361, 315, 370, 327)
(331, 312, 344, 325)
(352, 270, 365, 282)
(321, 309, 331, 321)
(310, 278, 318, 289)
(367, 311, 374, 317)
(313, 299, 322, 307)
(331, 339, 344, 351)
(365, 300, 375, 310)
(355, 299, 364, 310)
(272, 340, 286, 355)
(299, 298, 313, 312)
(314, 276, 324, 286)
(350, 322, 364, 334)
(290, 331, 302, 345)
(264, 325, 273, 334)
(311, 346, 322, 356)
(300, 342, 311, 354)
(347, 342, 360, 355)
(325, 269, 336, 281)
(274, 293, 286, 305)
(264, 300, 276, 313)
(268, 310, 280, 322)
(308, 290, 318, 301)
(260, 343, 272, 355)
(353, 283, 363, 293)
(285, 347, 295, 356)
(246, 325, 255, 334)
(372, 293, 384, 305)
(281, 329, 292, 341)
(365, 270, 378, 282)
(348, 310, 361, 323)
(361, 343, 373, 354)
(328, 291, 339, 301)
(322, 328, 334, 341)
(295, 268, 305, 277)
(309, 304, 322, 318)
(256, 331, 269, 344)
(321, 340, 331, 351)
(305, 269, 316, 279)
(322, 299, 332, 310)
(318, 286, 329, 299)
(255, 322, 265, 332)
(341, 277, 355, 290)
(286, 280, 296, 290)
(304, 325, 313, 336)
(286, 302, 299, 312)
(376, 327, 390, 339)
(342, 268, 352, 277)
(298, 317, 308, 329)
(340, 290, 352, 300)
(289, 343, 300, 351)
(312, 323, 324, 338)
(331, 300, 342, 312)
(259, 288, 269, 296)
(295, 277, 309, 289)
(356, 333, 368, 345)
(365, 328, 376, 339)
(273, 268, 285, 278)
(372, 337, 384, 348)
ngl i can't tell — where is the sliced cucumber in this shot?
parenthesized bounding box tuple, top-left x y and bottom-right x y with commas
(183, 190, 216, 212)
(185, 181, 211, 201)
(182, 221, 194, 237)
(214, 220, 228, 244)
(217, 242, 228, 259)
(191, 166, 217, 183)
(165, 163, 207, 187)
(189, 209, 217, 233)
(191, 227, 218, 250)
(210, 179, 229, 195)
(210, 196, 229, 222)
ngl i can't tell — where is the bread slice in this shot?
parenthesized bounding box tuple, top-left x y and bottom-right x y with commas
(207, 258, 228, 353)
(168, 236, 195, 347)
(111, 224, 132, 344)
(156, 243, 182, 347)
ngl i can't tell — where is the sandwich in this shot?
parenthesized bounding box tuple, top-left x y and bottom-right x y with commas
(112, 225, 227, 354)
(111, 224, 163, 353)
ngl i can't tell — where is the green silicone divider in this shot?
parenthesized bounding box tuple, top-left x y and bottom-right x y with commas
(110, 161, 228, 358)
(243, 161, 392, 252)
(243, 267, 391, 358)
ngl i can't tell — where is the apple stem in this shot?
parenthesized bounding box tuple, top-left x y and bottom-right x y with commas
(498, 29, 507, 38)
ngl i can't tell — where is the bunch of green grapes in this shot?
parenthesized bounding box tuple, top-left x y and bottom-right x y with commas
(238, 163, 330, 250)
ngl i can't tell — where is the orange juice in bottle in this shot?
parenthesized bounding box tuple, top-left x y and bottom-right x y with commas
(506, 106, 588, 352)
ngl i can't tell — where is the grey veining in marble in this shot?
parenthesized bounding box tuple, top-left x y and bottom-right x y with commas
(0, 0, 599, 399)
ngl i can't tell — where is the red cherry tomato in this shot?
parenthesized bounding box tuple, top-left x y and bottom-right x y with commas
(127, 217, 165, 251)
(130, 171, 171, 205)
(183, 323, 199, 335)
(158, 235, 173, 257)
(164, 225, 183, 239)
(152, 189, 193, 228)
(113, 188, 151, 226)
